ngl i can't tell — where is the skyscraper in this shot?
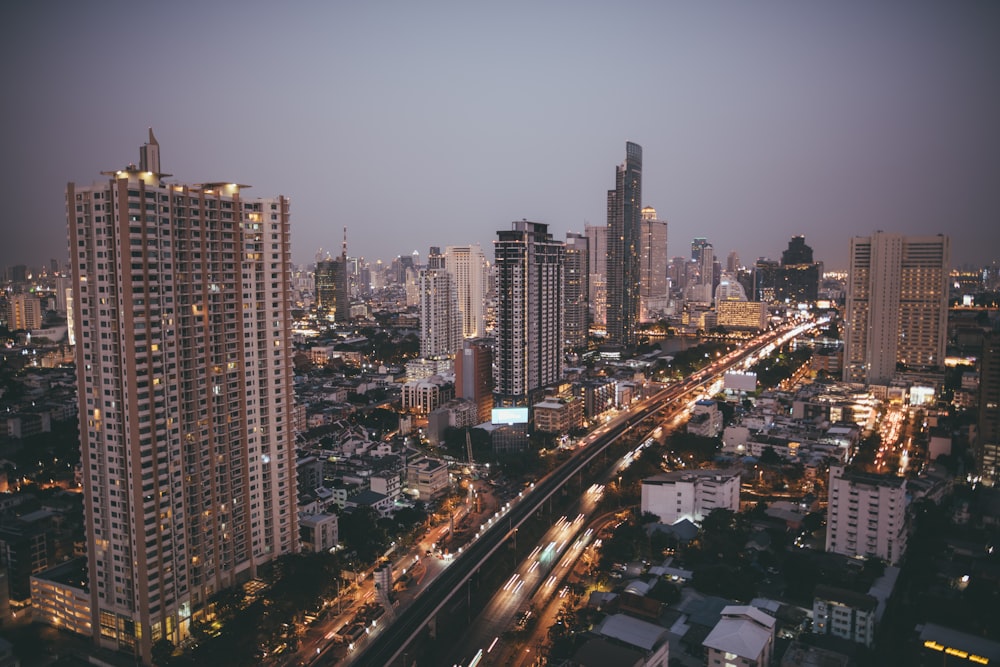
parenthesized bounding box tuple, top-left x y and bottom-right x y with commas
(68, 132, 298, 661)
(456, 337, 494, 424)
(494, 221, 564, 407)
(419, 247, 461, 358)
(445, 244, 487, 339)
(639, 206, 668, 321)
(564, 232, 589, 348)
(605, 142, 642, 347)
(777, 235, 821, 304)
(843, 232, 949, 385)
(584, 224, 607, 326)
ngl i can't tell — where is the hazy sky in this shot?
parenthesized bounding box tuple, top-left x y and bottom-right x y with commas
(2, 0, 998, 272)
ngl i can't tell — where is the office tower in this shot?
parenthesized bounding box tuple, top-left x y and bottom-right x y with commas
(605, 141, 642, 347)
(691, 237, 709, 263)
(777, 235, 821, 303)
(726, 251, 740, 274)
(5, 294, 43, 330)
(68, 132, 297, 661)
(493, 220, 564, 407)
(825, 465, 907, 565)
(315, 234, 349, 322)
(445, 244, 487, 339)
(668, 256, 687, 293)
(456, 337, 494, 423)
(564, 232, 589, 348)
(419, 247, 461, 358)
(977, 333, 1000, 486)
(639, 207, 668, 321)
(753, 258, 780, 302)
(843, 232, 949, 385)
(584, 224, 607, 326)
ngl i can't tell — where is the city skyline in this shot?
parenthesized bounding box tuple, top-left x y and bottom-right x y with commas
(3, 2, 999, 272)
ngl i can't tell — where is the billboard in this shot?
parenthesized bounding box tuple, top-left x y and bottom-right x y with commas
(492, 407, 529, 425)
(724, 371, 758, 393)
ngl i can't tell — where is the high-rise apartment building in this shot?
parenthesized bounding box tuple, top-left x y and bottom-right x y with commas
(493, 221, 564, 407)
(444, 244, 487, 339)
(314, 257, 348, 321)
(456, 337, 494, 424)
(843, 232, 949, 385)
(977, 333, 1000, 486)
(564, 232, 589, 348)
(68, 132, 298, 661)
(419, 247, 461, 358)
(605, 142, 642, 347)
(584, 224, 607, 326)
(639, 206, 668, 321)
(825, 465, 907, 565)
(5, 294, 43, 331)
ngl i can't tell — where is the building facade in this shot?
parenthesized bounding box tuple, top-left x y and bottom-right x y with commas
(564, 232, 589, 348)
(640, 470, 741, 525)
(493, 221, 564, 407)
(445, 244, 487, 339)
(585, 224, 607, 326)
(825, 465, 907, 565)
(843, 233, 949, 385)
(455, 337, 493, 423)
(68, 131, 298, 661)
(977, 332, 1000, 486)
(639, 207, 668, 322)
(419, 247, 461, 358)
(605, 142, 643, 347)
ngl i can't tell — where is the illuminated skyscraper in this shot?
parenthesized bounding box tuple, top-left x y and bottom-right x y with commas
(564, 231, 589, 348)
(639, 206, 668, 321)
(445, 244, 487, 339)
(605, 142, 642, 347)
(494, 221, 564, 407)
(68, 131, 298, 661)
(419, 247, 461, 357)
(843, 232, 949, 385)
(584, 223, 607, 326)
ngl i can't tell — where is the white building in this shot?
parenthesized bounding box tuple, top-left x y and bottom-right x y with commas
(68, 131, 298, 662)
(812, 585, 877, 648)
(419, 248, 461, 358)
(639, 207, 668, 323)
(641, 470, 741, 525)
(406, 457, 450, 500)
(592, 613, 670, 667)
(402, 375, 455, 414)
(445, 244, 488, 339)
(703, 605, 776, 667)
(687, 399, 723, 437)
(369, 470, 402, 502)
(825, 465, 908, 565)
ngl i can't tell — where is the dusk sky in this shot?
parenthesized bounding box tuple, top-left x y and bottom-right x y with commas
(3, 1, 998, 272)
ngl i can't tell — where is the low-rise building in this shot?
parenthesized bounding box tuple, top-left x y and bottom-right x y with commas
(29, 557, 91, 638)
(641, 469, 741, 525)
(406, 457, 450, 500)
(402, 375, 455, 414)
(687, 399, 722, 437)
(702, 605, 775, 667)
(826, 465, 908, 565)
(812, 584, 878, 648)
(299, 512, 339, 553)
(533, 395, 583, 434)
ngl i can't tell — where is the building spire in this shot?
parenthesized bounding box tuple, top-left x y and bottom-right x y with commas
(139, 127, 161, 174)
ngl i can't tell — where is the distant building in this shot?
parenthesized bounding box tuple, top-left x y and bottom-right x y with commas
(641, 469, 740, 525)
(564, 231, 590, 348)
(419, 247, 461, 358)
(402, 375, 454, 414)
(445, 244, 487, 339)
(777, 235, 822, 304)
(606, 142, 643, 347)
(825, 464, 908, 565)
(639, 206, 668, 322)
(717, 300, 767, 332)
(456, 337, 494, 424)
(5, 294, 43, 331)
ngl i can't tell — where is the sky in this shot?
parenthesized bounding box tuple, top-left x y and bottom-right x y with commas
(2, 0, 999, 272)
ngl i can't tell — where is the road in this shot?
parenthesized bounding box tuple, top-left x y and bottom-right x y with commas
(328, 319, 822, 666)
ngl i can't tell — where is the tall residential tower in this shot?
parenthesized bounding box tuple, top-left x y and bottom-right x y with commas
(493, 221, 564, 407)
(605, 142, 642, 347)
(68, 132, 298, 661)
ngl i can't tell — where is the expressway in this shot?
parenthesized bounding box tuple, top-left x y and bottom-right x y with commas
(344, 319, 819, 667)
